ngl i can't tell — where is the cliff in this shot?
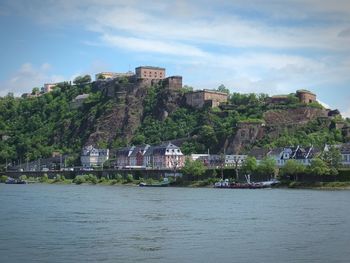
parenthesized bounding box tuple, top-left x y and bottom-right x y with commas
(86, 77, 183, 147)
(263, 107, 328, 126)
(225, 107, 335, 154)
(0, 79, 347, 165)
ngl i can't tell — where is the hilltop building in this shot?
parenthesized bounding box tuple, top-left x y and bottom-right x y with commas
(267, 90, 317, 105)
(135, 66, 165, 80)
(296, 90, 316, 104)
(42, 83, 59, 93)
(162, 76, 182, 90)
(185, 89, 228, 108)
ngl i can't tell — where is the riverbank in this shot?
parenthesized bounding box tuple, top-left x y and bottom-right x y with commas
(2, 174, 350, 189)
(284, 181, 350, 190)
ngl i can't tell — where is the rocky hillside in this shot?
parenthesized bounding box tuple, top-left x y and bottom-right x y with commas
(263, 107, 328, 125)
(86, 77, 184, 147)
(0, 78, 348, 166)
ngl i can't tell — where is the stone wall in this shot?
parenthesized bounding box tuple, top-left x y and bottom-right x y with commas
(163, 76, 182, 89)
(185, 90, 228, 108)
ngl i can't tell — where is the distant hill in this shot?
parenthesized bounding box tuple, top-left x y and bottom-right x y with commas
(0, 77, 348, 168)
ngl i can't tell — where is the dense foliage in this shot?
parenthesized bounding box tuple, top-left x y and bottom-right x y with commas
(0, 81, 115, 167)
(0, 80, 347, 169)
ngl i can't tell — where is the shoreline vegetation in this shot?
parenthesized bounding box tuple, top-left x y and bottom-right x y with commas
(1, 174, 350, 190)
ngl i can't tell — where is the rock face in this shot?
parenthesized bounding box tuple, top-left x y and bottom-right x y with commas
(86, 77, 183, 146)
(83, 78, 335, 153)
(263, 107, 328, 126)
(226, 107, 330, 154)
(225, 122, 265, 154)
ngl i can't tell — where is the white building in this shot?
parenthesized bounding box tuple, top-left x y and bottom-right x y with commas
(268, 146, 319, 167)
(42, 83, 59, 93)
(325, 143, 350, 167)
(225, 155, 247, 167)
(340, 144, 350, 166)
(81, 145, 109, 168)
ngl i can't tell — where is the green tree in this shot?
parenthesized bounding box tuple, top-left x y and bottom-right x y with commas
(322, 145, 342, 169)
(73, 75, 91, 85)
(198, 125, 218, 146)
(257, 157, 276, 179)
(181, 85, 193, 94)
(97, 74, 106, 80)
(32, 87, 40, 95)
(280, 159, 305, 181)
(217, 84, 229, 94)
(181, 158, 206, 181)
(308, 158, 330, 176)
(241, 156, 257, 176)
(132, 134, 146, 145)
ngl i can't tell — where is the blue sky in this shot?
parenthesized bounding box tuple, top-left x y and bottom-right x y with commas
(0, 0, 349, 115)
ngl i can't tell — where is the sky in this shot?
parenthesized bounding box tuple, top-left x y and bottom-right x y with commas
(0, 0, 349, 115)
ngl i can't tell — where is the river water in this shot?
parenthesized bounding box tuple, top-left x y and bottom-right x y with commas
(0, 184, 349, 263)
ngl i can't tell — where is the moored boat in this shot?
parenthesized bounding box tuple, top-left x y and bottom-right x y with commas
(214, 179, 277, 189)
(139, 178, 170, 187)
(5, 177, 27, 184)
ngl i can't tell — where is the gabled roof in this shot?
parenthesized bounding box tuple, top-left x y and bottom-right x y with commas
(129, 144, 150, 157)
(115, 146, 135, 157)
(151, 142, 182, 155)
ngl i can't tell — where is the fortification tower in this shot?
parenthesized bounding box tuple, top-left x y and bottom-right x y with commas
(296, 90, 316, 104)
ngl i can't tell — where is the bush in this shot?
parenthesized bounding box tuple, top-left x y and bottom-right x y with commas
(288, 181, 302, 188)
(40, 174, 49, 183)
(53, 174, 66, 183)
(84, 174, 98, 184)
(145, 178, 157, 185)
(0, 175, 8, 183)
(126, 174, 134, 183)
(110, 179, 118, 185)
(191, 180, 211, 187)
(324, 181, 350, 188)
(99, 177, 107, 183)
(116, 173, 123, 182)
(73, 175, 86, 184)
(19, 175, 27, 181)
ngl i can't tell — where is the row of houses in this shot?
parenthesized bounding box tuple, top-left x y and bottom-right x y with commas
(81, 142, 185, 169)
(114, 143, 184, 169)
(250, 144, 350, 167)
(80, 143, 350, 169)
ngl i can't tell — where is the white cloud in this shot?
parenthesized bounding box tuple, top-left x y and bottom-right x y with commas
(101, 34, 207, 57)
(0, 63, 65, 96)
(342, 107, 350, 118)
(2, 0, 350, 108)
